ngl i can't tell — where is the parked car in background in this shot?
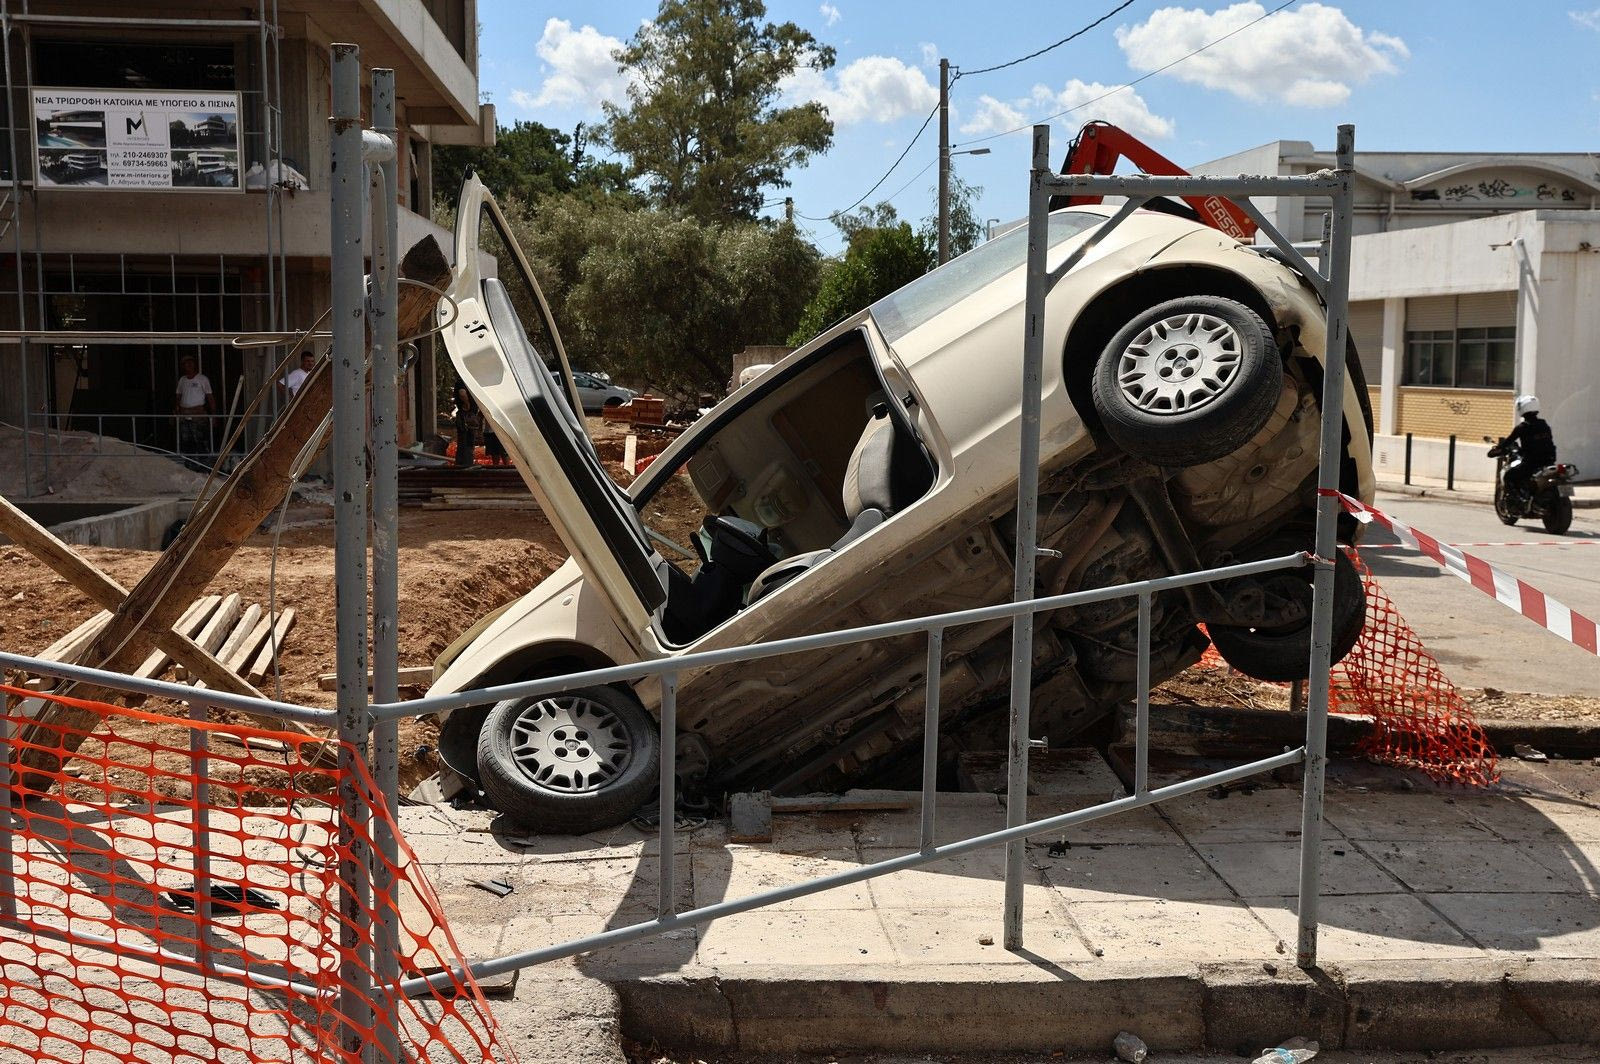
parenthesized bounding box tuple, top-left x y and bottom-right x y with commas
(431, 174, 1375, 834)
(573, 370, 634, 413)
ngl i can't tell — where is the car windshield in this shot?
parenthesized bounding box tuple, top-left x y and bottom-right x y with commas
(870, 210, 1103, 343)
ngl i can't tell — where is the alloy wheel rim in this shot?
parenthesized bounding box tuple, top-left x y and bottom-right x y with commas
(507, 696, 634, 794)
(1116, 312, 1243, 415)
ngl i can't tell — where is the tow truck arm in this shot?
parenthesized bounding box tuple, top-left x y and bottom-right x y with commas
(1055, 120, 1257, 242)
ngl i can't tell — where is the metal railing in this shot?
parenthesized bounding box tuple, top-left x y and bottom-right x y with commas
(0, 45, 1358, 1059)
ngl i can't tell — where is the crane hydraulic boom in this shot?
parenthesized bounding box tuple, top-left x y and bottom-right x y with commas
(1057, 121, 1258, 242)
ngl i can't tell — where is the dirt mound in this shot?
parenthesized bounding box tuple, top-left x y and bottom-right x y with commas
(0, 423, 209, 499)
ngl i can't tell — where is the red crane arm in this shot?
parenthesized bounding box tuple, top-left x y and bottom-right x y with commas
(1059, 121, 1257, 242)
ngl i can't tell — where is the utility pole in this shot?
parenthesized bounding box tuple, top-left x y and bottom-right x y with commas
(937, 57, 950, 265)
(784, 196, 793, 223)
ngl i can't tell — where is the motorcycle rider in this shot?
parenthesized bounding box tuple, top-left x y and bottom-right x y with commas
(1489, 394, 1557, 502)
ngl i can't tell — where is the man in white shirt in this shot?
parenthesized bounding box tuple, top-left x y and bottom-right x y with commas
(174, 355, 215, 466)
(279, 351, 315, 401)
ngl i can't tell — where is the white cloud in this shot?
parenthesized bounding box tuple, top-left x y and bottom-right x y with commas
(783, 55, 939, 125)
(920, 42, 939, 67)
(1572, 7, 1600, 30)
(958, 81, 1174, 141)
(1115, 2, 1407, 108)
(513, 17, 634, 112)
(820, 3, 842, 27)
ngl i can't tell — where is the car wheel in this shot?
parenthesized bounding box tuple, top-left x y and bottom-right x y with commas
(476, 685, 660, 834)
(1543, 497, 1573, 535)
(603, 396, 624, 408)
(1207, 547, 1366, 683)
(1091, 295, 1283, 468)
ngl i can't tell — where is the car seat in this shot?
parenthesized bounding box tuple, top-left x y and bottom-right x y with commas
(744, 399, 933, 603)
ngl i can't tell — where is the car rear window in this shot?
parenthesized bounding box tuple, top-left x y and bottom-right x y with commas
(870, 210, 1102, 343)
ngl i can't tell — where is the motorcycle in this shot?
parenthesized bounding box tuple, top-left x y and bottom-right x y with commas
(1484, 435, 1578, 534)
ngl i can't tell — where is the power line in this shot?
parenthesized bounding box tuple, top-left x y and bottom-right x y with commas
(953, 0, 1139, 80)
(956, 0, 1299, 149)
(798, 101, 939, 221)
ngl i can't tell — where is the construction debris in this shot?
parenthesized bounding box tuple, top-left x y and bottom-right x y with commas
(316, 666, 433, 691)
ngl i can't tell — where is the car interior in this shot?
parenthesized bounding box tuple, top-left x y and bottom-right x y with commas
(638, 332, 937, 645)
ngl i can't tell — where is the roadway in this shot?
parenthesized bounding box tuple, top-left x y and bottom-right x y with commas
(1358, 490, 1600, 696)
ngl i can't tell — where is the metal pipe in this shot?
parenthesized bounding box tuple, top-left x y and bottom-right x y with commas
(372, 553, 1309, 722)
(399, 746, 1308, 993)
(658, 672, 677, 919)
(1235, 198, 1328, 299)
(1046, 173, 1343, 197)
(368, 66, 402, 1064)
(1405, 432, 1413, 486)
(329, 42, 373, 1059)
(0, 714, 16, 918)
(919, 628, 943, 854)
(1296, 124, 1356, 971)
(258, 0, 276, 368)
(1135, 591, 1151, 797)
(1002, 125, 1053, 952)
(0, 650, 337, 725)
(189, 700, 213, 969)
(3, 13, 274, 28)
(1447, 434, 1457, 491)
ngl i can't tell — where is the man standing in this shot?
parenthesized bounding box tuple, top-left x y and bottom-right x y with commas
(279, 350, 315, 401)
(453, 378, 479, 468)
(174, 355, 215, 468)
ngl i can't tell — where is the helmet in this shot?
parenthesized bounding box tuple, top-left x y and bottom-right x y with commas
(1514, 394, 1540, 418)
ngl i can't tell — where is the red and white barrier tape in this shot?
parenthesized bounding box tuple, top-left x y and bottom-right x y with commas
(1362, 540, 1600, 550)
(1323, 489, 1599, 655)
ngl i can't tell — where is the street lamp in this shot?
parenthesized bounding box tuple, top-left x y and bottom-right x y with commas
(937, 145, 991, 264)
(985, 217, 1001, 240)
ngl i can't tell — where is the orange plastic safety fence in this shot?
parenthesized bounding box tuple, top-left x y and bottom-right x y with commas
(1196, 550, 1499, 786)
(0, 684, 517, 1064)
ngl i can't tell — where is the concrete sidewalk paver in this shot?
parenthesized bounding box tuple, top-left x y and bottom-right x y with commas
(1066, 897, 1282, 960)
(1194, 840, 1395, 896)
(1423, 891, 1600, 956)
(1247, 894, 1481, 960)
(1040, 842, 1234, 902)
(695, 907, 894, 966)
(876, 906, 1094, 965)
(1359, 838, 1584, 893)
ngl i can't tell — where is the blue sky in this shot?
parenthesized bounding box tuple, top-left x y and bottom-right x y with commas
(476, 1, 1600, 252)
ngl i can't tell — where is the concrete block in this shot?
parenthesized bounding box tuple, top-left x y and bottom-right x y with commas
(1424, 892, 1600, 956)
(1502, 958, 1600, 1043)
(1340, 959, 1550, 1049)
(1199, 962, 1347, 1054)
(877, 907, 1093, 966)
(614, 974, 735, 1052)
(1194, 841, 1394, 897)
(1041, 843, 1234, 903)
(703, 968, 1205, 1055)
(1069, 898, 1284, 962)
(1248, 894, 1481, 961)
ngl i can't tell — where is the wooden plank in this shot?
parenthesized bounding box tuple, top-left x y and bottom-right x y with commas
(0, 499, 327, 779)
(245, 608, 297, 685)
(186, 603, 263, 686)
(36, 611, 111, 665)
(177, 595, 242, 680)
(13, 236, 448, 787)
(316, 665, 433, 691)
(222, 609, 276, 673)
(133, 595, 220, 680)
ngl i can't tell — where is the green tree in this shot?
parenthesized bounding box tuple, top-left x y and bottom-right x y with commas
(916, 174, 985, 259)
(786, 204, 932, 345)
(603, 0, 835, 222)
(432, 120, 631, 206)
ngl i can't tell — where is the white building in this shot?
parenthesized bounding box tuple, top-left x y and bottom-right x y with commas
(1193, 142, 1600, 481)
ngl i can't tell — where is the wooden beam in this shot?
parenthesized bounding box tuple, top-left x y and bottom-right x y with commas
(134, 596, 220, 680)
(316, 666, 433, 691)
(12, 236, 448, 788)
(222, 610, 276, 674)
(245, 608, 297, 686)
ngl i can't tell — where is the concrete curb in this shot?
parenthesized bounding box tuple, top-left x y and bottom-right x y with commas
(612, 959, 1600, 1056)
(1377, 479, 1600, 509)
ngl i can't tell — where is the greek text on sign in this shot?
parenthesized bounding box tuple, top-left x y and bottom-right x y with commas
(33, 89, 243, 192)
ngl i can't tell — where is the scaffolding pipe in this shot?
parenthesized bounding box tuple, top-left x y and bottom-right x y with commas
(328, 42, 373, 1061)
(1001, 126, 1052, 951)
(368, 65, 403, 1064)
(1295, 124, 1356, 970)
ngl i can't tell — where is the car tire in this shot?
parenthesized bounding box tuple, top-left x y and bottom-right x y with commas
(1208, 548, 1366, 683)
(603, 396, 624, 407)
(1543, 497, 1573, 535)
(1091, 295, 1283, 468)
(476, 685, 660, 834)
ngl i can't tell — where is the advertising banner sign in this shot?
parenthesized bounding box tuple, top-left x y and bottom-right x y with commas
(33, 89, 243, 191)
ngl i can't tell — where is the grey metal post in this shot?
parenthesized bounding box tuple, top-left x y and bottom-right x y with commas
(920, 628, 943, 854)
(329, 42, 374, 1058)
(1135, 591, 1151, 797)
(937, 58, 950, 266)
(0, 715, 15, 917)
(1296, 124, 1356, 970)
(1002, 126, 1052, 951)
(368, 66, 402, 1064)
(189, 701, 213, 967)
(658, 673, 678, 919)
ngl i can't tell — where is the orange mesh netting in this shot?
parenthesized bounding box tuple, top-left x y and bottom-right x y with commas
(1197, 549, 1499, 786)
(0, 684, 517, 1064)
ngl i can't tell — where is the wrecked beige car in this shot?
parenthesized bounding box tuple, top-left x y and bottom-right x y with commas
(429, 174, 1374, 833)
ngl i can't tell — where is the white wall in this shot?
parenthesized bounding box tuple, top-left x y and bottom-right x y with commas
(1372, 433, 1497, 486)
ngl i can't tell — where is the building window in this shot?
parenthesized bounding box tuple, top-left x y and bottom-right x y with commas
(1404, 326, 1515, 389)
(1405, 330, 1455, 387)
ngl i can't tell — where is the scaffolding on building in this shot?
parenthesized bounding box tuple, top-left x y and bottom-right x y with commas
(0, 0, 288, 496)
